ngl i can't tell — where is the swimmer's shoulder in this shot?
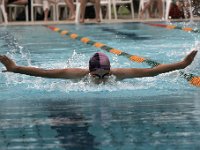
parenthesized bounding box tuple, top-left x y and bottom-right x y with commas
(110, 68, 125, 80)
(63, 68, 89, 79)
(73, 68, 89, 76)
(110, 68, 137, 80)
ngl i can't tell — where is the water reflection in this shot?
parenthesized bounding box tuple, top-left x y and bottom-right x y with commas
(0, 94, 200, 149)
(47, 101, 97, 150)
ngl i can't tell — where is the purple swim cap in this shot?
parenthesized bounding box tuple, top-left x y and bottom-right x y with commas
(89, 52, 110, 72)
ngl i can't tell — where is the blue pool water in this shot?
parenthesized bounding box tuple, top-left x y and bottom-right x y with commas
(0, 22, 200, 149)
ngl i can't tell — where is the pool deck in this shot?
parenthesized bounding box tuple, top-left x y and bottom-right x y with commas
(1, 17, 200, 26)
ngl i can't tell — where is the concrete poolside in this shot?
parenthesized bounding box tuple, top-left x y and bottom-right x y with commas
(1, 17, 200, 26)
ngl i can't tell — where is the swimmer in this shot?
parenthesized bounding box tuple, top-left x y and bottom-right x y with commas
(0, 51, 198, 84)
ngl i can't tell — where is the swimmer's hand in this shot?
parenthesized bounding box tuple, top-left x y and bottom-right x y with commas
(0, 55, 17, 72)
(181, 50, 198, 68)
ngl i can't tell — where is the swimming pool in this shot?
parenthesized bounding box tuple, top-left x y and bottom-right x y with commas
(0, 22, 200, 149)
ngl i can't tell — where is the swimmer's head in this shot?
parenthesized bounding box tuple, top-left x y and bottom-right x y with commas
(89, 52, 110, 72)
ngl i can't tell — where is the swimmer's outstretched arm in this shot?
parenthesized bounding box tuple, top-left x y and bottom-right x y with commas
(111, 50, 198, 79)
(0, 55, 89, 79)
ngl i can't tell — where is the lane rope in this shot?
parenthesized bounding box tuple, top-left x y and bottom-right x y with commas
(144, 23, 200, 33)
(46, 25, 200, 87)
